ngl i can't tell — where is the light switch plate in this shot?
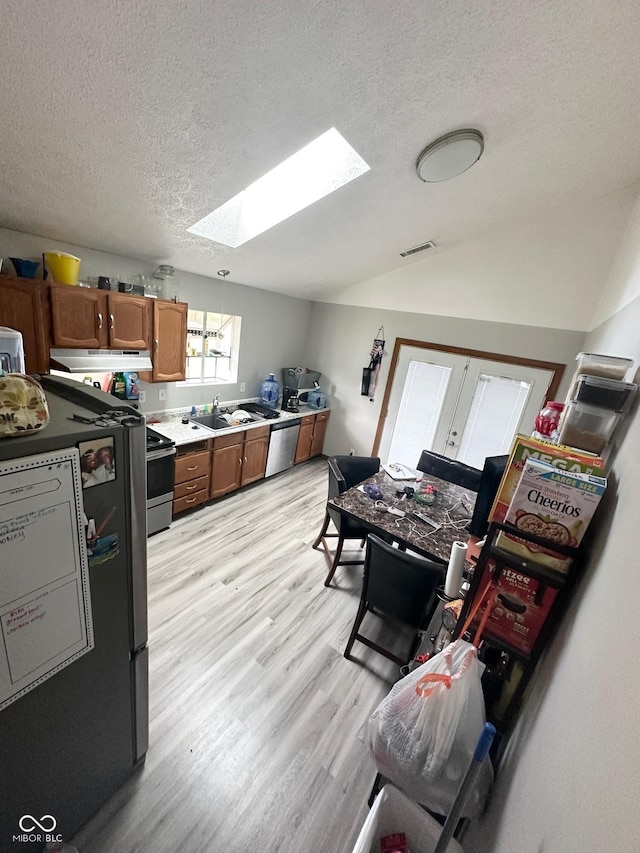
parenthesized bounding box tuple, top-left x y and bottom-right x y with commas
(240, 382, 246, 392)
(158, 389, 167, 401)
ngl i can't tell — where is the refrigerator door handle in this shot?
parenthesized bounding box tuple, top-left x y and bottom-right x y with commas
(126, 417, 148, 650)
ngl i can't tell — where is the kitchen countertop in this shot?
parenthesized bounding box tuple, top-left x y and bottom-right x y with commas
(146, 404, 330, 447)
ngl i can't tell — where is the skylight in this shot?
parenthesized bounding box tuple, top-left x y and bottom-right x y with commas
(187, 128, 370, 248)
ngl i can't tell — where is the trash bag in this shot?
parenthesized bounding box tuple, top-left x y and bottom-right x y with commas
(367, 639, 493, 819)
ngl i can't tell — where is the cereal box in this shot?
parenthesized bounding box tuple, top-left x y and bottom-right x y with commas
(469, 557, 559, 654)
(497, 458, 607, 572)
(489, 435, 604, 527)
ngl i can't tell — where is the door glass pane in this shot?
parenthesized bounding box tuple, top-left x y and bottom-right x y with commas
(387, 360, 452, 468)
(456, 373, 533, 468)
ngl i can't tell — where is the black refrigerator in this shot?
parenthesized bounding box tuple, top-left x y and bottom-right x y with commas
(0, 376, 148, 852)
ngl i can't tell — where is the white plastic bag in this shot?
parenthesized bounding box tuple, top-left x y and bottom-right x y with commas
(367, 639, 492, 818)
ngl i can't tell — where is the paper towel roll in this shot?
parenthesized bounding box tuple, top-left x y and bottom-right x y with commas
(444, 540, 467, 598)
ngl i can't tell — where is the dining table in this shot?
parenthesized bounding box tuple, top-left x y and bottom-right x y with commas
(329, 469, 477, 565)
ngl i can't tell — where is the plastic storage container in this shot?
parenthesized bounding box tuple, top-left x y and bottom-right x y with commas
(558, 400, 620, 454)
(570, 374, 636, 412)
(282, 367, 321, 389)
(574, 352, 633, 381)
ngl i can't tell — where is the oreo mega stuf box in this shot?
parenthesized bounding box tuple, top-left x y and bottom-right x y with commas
(489, 435, 605, 528)
(497, 458, 607, 573)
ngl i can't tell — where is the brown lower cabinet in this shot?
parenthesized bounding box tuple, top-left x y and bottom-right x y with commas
(210, 425, 270, 498)
(295, 410, 330, 463)
(173, 441, 211, 515)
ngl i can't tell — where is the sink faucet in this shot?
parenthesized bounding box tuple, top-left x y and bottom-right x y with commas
(212, 394, 220, 414)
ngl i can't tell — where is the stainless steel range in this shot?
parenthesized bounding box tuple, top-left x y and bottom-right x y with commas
(146, 427, 176, 535)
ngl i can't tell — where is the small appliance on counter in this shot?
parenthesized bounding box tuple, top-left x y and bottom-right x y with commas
(282, 387, 300, 412)
(0, 326, 26, 373)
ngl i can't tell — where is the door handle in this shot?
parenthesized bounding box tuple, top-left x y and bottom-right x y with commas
(154, 338, 159, 352)
(109, 313, 115, 330)
(448, 440, 456, 446)
(97, 312, 103, 330)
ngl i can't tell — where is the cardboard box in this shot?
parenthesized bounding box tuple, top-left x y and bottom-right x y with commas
(489, 435, 604, 527)
(471, 557, 559, 655)
(497, 458, 607, 572)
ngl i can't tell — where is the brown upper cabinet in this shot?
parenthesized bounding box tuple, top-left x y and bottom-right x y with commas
(0, 276, 50, 374)
(150, 299, 188, 382)
(49, 285, 151, 350)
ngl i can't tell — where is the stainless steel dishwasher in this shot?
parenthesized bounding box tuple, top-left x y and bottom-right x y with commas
(265, 419, 301, 477)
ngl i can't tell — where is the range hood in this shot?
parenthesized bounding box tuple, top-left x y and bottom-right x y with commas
(50, 348, 153, 373)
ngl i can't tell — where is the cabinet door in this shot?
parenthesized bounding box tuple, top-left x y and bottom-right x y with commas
(241, 435, 269, 486)
(0, 277, 50, 373)
(310, 412, 329, 457)
(50, 286, 108, 348)
(210, 442, 242, 498)
(152, 300, 188, 382)
(108, 293, 151, 349)
(295, 419, 315, 463)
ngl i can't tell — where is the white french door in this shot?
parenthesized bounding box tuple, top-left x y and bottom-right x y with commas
(379, 346, 554, 471)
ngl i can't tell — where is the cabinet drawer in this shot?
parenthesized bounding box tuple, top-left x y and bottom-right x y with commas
(174, 474, 210, 499)
(213, 431, 244, 449)
(175, 439, 211, 456)
(245, 424, 270, 441)
(173, 489, 208, 514)
(174, 450, 211, 484)
(300, 414, 315, 426)
(315, 410, 330, 422)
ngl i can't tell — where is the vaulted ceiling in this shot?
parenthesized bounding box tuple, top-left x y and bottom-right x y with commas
(2, 0, 640, 312)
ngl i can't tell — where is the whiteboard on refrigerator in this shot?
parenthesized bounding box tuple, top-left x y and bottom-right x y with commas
(0, 447, 94, 710)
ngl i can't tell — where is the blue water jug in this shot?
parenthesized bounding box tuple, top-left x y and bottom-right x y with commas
(307, 387, 326, 409)
(260, 373, 281, 409)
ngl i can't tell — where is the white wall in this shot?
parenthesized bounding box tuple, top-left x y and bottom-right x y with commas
(466, 260, 640, 849)
(304, 302, 586, 459)
(0, 227, 312, 412)
(319, 185, 637, 332)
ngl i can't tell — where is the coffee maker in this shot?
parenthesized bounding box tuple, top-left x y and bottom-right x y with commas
(282, 387, 300, 412)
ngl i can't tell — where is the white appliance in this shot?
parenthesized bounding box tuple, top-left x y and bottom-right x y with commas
(0, 326, 26, 372)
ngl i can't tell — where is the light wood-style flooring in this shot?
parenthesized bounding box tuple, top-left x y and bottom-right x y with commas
(73, 457, 407, 853)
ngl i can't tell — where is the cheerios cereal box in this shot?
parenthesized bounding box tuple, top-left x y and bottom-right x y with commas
(497, 458, 607, 573)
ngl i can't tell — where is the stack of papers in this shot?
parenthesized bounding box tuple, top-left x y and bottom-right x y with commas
(382, 463, 419, 481)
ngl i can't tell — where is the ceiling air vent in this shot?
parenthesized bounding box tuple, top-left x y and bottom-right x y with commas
(400, 240, 435, 258)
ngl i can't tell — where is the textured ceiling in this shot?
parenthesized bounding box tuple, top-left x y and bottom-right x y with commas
(2, 0, 640, 303)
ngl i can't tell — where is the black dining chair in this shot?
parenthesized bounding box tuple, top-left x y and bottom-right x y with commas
(313, 455, 381, 587)
(416, 449, 482, 492)
(344, 534, 445, 666)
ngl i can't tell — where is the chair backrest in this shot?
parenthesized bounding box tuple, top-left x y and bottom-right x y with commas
(416, 450, 482, 492)
(327, 455, 381, 530)
(363, 534, 445, 628)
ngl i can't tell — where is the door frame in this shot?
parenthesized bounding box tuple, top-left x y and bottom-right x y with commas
(372, 337, 566, 456)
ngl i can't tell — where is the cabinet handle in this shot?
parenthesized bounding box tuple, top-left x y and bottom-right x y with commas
(187, 465, 198, 471)
(109, 313, 115, 330)
(154, 338, 159, 352)
(97, 312, 103, 330)
(186, 484, 197, 490)
(185, 497, 197, 504)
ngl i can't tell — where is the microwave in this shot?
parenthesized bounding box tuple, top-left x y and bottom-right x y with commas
(0, 327, 26, 373)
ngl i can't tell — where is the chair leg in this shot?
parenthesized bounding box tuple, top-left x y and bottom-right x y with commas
(344, 600, 368, 658)
(323, 534, 347, 587)
(312, 511, 331, 550)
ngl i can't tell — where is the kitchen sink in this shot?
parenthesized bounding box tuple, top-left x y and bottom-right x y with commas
(190, 412, 262, 430)
(190, 414, 235, 430)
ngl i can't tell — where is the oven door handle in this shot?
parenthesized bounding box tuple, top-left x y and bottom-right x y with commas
(146, 447, 177, 461)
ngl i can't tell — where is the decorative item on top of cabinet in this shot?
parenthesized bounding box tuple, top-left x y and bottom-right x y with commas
(0, 276, 50, 373)
(48, 283, 152, 349)
(173, 440, 212, 515)
(148, 299, 188, 382)
(295, 411, 330, 463)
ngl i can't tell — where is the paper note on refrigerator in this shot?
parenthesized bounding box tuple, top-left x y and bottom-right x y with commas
(0, 448, 93, 710)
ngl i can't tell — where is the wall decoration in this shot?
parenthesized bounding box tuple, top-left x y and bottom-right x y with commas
(362, 327, 386, 400)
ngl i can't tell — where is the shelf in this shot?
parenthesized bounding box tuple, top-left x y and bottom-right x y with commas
(486, 545, 571, 587)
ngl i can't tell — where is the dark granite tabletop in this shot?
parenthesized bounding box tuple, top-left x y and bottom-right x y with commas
(330, 470, 476, 564)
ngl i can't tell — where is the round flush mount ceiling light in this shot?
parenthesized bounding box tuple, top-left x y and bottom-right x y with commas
(416, 129, 484, 182)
